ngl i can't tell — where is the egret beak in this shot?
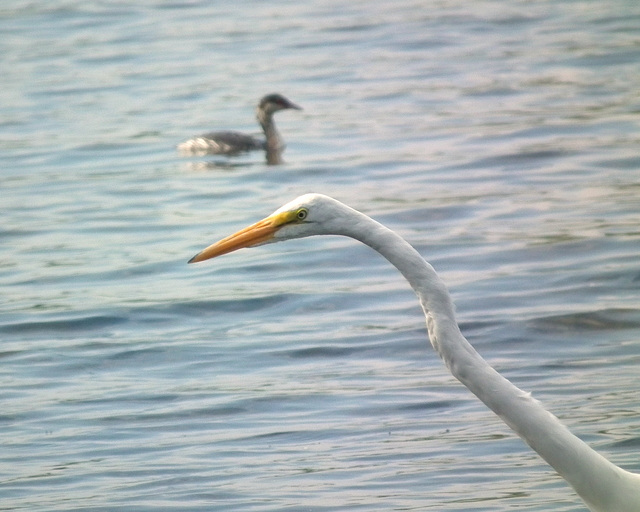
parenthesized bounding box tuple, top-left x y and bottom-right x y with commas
(188, 211, 291, 263)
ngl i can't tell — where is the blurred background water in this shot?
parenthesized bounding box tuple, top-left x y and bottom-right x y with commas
(1, 1, 640, 510)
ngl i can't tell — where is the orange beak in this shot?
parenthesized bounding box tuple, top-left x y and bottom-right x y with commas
(188, 212, 289, 263)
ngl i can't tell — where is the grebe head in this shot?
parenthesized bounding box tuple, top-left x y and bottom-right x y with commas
(258, 94, 302, 115)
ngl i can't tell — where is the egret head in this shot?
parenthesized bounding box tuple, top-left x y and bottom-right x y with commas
(188, 194, 353, 263)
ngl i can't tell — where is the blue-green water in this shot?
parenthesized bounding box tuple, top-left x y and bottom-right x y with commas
(2, 1, 640, 510)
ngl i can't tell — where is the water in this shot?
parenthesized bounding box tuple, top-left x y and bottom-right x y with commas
(2, 1, 640, 510)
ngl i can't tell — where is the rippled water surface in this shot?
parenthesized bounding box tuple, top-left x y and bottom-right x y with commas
(2, 1, 640, 511)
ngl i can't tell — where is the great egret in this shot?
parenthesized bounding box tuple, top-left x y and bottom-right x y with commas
(189, 193, 640, 511)
(177, 93, 301, 165)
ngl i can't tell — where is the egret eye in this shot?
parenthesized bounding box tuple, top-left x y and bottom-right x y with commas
(296, 208, 308, 221)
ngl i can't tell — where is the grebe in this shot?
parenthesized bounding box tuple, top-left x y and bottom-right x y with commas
(177, 93, 301, 164)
